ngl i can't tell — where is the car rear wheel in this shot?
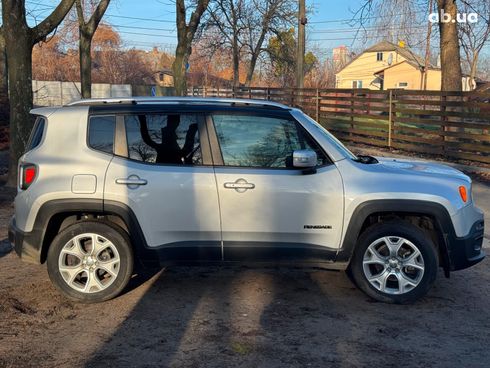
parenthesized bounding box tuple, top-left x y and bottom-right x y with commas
(47, 221, 133, 303)
(349, 221, 438, 304)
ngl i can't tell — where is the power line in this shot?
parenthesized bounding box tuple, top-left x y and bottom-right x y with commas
(111, 24, 176, 33)
(309, 10, 427, 24)
(310, 25, 429, 34)
(118, 31, 176, 39)
(25, 0, 176, 23)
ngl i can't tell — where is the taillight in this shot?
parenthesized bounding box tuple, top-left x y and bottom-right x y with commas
(20, 164, 37, 190)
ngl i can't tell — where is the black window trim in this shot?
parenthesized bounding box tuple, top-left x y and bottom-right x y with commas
(112, 111, 213, 167)
(206, 111, 333, 171)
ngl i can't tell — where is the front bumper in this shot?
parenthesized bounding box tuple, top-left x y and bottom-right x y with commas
(8, 217, 42, 264)
(446, 220, 485, 271)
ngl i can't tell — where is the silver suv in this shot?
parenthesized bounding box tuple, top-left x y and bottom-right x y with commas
(8, 97, 485, 304)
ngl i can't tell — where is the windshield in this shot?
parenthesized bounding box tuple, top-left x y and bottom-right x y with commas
(299, 112, 358, 160)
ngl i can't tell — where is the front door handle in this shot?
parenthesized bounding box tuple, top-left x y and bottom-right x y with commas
(116, 175, 147, 186)
(224, 178, 255, 193)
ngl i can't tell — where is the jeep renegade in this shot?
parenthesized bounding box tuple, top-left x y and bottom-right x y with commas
(8, 97, 485, 303)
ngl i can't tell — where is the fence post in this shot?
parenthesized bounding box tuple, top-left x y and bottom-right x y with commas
(350, 90, 355, 137)
(248, 87, 252, 100)
(441, 93, 447, 154)
(203, 85, 207, 97)
(266, 88, 271, 101)
(60, 81, 63, 106)
(388, 89, 393, 148)
(316, 88, 320, 122)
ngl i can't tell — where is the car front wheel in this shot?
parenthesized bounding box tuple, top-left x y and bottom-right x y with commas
(47, 221, 133, 303)
(349, 221, 438, 304)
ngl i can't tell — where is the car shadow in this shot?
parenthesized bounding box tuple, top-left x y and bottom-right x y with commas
(82, 263, 490, 368)
(0, 238, 12, 258)
(83, 265, 367, 368)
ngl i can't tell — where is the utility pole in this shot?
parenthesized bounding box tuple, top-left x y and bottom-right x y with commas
(296, 0, 306, 89)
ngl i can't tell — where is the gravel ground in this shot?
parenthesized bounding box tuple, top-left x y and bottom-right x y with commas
(0, 179, 489, 368)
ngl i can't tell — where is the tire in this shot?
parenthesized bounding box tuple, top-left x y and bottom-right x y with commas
(349, 220, 438, 304)
(47, 221, 133, 303)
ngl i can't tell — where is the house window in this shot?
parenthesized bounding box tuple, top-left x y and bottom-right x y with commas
(352, 80, 363, 89)
(377, 52, 383, 61)
(398, 82, 408, 88)
(159, 73, 164, 82)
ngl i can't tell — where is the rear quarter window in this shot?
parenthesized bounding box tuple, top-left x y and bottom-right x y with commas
(26, 116, 46, 152)
(88, 115, 116, 154)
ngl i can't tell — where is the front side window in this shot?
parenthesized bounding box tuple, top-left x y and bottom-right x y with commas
(125, 114, 202, 165)
(213, 114, 327, 168)
(88, 115, 115, 154)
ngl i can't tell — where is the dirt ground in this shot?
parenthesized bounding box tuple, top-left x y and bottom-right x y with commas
(0, 181, 489, 368)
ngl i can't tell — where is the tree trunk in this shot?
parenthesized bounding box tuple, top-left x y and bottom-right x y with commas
(469, 53, 478, 90)
(172, 44, 187, 96)
(0, 33, 9, 130)
(232, 38, 240, 87)
(2, 0, 75, 187)
(79, 30, 92, 98)
(245, 51, 259, 87)
(5, 34, 34, 187)
(0, 34, 7, 96)
(437, 0, 462, 91)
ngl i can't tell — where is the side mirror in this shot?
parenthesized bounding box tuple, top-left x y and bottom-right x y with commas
(293, 149, 317, 174)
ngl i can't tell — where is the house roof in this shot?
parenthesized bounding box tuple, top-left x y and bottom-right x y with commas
(337, 40, 437, 75)
(373, 59, 440, 76)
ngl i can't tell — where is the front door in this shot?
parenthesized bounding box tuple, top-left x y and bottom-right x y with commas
(209, 113, 344, 262)
(104, 111, 221, 260)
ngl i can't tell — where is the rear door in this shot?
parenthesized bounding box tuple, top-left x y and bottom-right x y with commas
(209, 112, 344, 262)
(104, 110, 222, 260)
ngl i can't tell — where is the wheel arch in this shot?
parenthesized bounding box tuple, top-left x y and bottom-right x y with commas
(32, 199, 150, 264)
(337, 199, 456, 275)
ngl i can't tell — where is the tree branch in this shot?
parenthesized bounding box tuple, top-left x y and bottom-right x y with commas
(31, 0, 76, 45)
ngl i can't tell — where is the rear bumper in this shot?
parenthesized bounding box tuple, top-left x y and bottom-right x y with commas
(447, 220, 485, 271)
(8, 217, 42, 264)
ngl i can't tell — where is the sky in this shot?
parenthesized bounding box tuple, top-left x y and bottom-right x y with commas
(24, 0, 370, 57)
(23, 0, 489, 62)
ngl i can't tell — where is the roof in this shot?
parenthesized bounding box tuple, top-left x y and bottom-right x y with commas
(373, 59, 440, 76)
(66, 97, 291, 110)
(337, 40, 437, 74)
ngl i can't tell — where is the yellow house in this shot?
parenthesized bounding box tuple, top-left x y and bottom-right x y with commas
(336, 40, 454, 91)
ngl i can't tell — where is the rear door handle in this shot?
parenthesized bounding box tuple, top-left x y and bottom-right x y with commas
(116, 176, 147, 186)
(224, 178, 255, 192)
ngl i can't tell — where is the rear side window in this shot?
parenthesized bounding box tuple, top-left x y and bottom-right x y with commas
(26, 117, 45, 152)
(88, 115, 116, 154)
(124, 114, 202, 165)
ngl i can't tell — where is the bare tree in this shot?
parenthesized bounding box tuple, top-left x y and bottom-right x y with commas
(1, 0, 75, 186)
(242, 0, 295, 85)
(205, 0, 295, 87)
(75, 0, 111, 98)
(206, 0, 247, 87)
(172, 0, 210, 96)
(458, 0, 490, 89)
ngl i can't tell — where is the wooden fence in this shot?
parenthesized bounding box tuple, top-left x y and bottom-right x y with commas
(189, 86, 490, 165)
